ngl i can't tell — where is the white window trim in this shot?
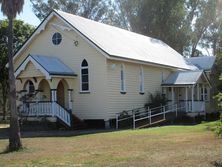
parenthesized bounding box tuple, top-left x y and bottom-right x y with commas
(120, 64, 126, 93)
(139, 66, 145, 93)
(80, 59, 90, 93)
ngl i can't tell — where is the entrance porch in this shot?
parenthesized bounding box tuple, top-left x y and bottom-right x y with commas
(15, 55, 77, 127)
(162, 70, 211, 113)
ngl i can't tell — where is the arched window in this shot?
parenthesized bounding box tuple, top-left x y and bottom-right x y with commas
(139, 67, 144, 93)
(81, 59, 89, 91)
(25, 80, 35, 94)
(120, 64, 126, 93)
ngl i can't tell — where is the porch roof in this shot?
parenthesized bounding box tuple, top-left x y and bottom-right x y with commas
(31, 55, 76, 76)
(15, 55, 77, 79)
(161, 70, 205, 86)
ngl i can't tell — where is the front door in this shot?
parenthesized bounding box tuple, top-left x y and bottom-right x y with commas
(57, 82, 65, 107)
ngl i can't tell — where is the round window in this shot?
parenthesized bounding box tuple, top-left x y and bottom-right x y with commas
(52, 32, 62, 45)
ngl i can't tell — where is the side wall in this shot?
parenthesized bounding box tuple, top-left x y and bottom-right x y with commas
(106, 60, 172, 119)
(14, 16, 108, 120)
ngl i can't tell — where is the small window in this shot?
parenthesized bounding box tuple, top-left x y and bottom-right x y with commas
(120, 64, 126, 93)
(81, 59, 89, 91)
(139, 67, 144, 93)
(200, 86, 208, 101)
(52, 32, 62, 45)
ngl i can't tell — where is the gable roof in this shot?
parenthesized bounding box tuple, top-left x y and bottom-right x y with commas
(161, 70, 210, 86)
(15, 55, 76, 79)
(13, 10, 197, 71)
(185, 56, 216, 71)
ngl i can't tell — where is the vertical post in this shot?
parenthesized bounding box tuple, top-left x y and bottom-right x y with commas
(68, 89, 73, 111)
(191, 86, 194, 112)
(149, 109, 152, 124)
(171, 87, 174, 105)
(163, 106, 165, 119)
(185, 87, 188, 112)
(203, 84, 205, 101)
(116, 114, 118, 130)
(50, 89, 57, 116)
(175, 104, 178, 117)
(133, 111, 135, 129)
(197, 84, 200, 101)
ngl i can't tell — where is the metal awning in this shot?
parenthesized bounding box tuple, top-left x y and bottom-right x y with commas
(15, 55, 77, 79)
(161, 70, 211, 87)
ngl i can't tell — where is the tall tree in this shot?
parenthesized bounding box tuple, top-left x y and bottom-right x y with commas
(115, 0, 222, 57)
(30, 0, 114, 23)
(0, 0, 24, 151)
(0, 20, 34, 121)
(115, 0, 189, 54)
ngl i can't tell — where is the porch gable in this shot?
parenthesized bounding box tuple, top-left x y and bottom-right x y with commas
(15, 54, 77, 79)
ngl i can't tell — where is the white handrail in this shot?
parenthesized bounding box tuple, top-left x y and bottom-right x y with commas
(116, 103, 185, 130)
(21, 102, 71, 127)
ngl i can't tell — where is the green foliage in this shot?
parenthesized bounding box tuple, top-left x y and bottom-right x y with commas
(30, 0, 115, 23)
(214, 114, 222, 137)
(0, 20, 34, 120)
(145, 92, 167, 108)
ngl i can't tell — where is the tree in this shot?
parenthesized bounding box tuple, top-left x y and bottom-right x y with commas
(115, 0, 193, 54)
(0, 0, 24, 151)
(0, 20, 34, 121)
(30, 0, 115, 23)
(115, 0, 222, 57)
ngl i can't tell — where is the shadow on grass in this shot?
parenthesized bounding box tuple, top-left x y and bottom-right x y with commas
(0, 146, 27, 154)
(0, 127, 117, 140)
(211, 161, 222, 167)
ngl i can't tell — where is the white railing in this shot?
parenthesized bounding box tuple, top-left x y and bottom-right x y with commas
(177, 101, 205, 112)
(21, 101, 71, 127)
(54, 102, 71, 127)
(116, 103, 186, 130)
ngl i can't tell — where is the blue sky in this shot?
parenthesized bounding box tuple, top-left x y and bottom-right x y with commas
(0, 0, 40, 26)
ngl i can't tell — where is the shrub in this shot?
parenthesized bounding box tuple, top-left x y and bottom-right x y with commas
(215, 113, 222, 137)
(145, 92, 167, 108)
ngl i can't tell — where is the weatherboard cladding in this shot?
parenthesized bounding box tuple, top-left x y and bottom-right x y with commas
(30, 55, 76, 76)
(162, 70, 203, 86)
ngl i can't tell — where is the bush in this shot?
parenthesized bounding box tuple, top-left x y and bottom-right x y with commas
(215, 113, 222, 137)
(145, 92, 167, 108)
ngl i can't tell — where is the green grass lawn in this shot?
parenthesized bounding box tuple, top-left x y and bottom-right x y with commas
(0, 122, 221, 167)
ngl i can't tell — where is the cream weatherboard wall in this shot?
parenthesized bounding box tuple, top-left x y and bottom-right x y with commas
(14, 14, 176, 122)
(106, 60, 172, 118)
(14, 16, 108, 120)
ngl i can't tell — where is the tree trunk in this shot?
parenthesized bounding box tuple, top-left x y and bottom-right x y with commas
(8, 15, 22, 151)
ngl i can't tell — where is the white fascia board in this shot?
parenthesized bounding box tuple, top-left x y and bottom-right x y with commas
(15, 56, 51, 79)
(11, 12, 55, 64)
(108, 56, 189, 71)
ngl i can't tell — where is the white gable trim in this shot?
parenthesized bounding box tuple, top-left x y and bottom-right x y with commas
(12, 12, 55, 64)
(15, 56, 51, 79)
(197, 71, 212, 88)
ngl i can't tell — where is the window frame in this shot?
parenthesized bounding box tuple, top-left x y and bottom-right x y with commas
(120, 64, 126, 94)
(52, 32, 62, 45)
(200, 85, 209, 101)
(139, 66, 145, 94)
(80, 59, 90, 93)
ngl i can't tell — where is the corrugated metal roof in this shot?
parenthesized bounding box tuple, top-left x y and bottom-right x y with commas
(162, 71, 203, 86)
(55, 10, 197, 70)
(31, 55, 76, 76)
(185, 56, 216, 71)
